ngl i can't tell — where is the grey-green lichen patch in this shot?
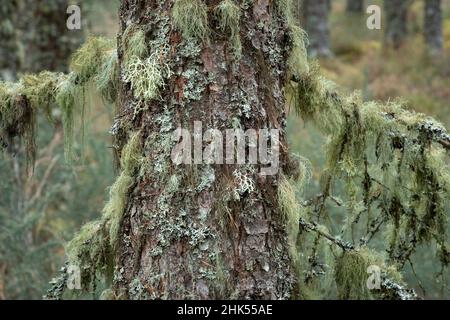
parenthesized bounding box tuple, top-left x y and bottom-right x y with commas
(232, 166, 256, 200)
(197, 166, 216, 192)
(128, 278, 149, 300)
(121, 21, 172, 116)
(123, 53, 170, 103)
(181, 68, 208, 102)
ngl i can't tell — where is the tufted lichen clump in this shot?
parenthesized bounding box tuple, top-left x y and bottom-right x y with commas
(121, 23, 172, 116)
(173, 0, 209, 42)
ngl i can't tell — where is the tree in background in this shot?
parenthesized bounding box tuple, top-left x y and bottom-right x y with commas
(424, 0, 443, 53)
(384, 0, 411, 49)
(0, 0, 21, 81)
(0, 0, 90, 299)
(346, 0, 364, 13)
(302, 0, 332, 57)
(20, 0, 84, 73)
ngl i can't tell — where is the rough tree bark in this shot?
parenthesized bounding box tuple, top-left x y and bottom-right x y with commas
(111, 0, 297, 299)
(384, 0, 410, 49)
(346, 0, 364, 13)
(301, 0, 332, 57)
(424, 0, 443, 53)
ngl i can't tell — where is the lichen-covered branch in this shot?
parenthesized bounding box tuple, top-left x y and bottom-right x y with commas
(298, 216, 419, 300)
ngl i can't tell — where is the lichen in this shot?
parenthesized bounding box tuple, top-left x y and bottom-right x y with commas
(70, 37, 114, 84)
(56, 73, 78, 162)
(65, 220, 110, 291)
(104, 131, 142, 249)
(335, 250, 372, 299)
(95, 49, 119, 103)
(215, 0, 242, 59)
(123, 53, 170, 103)
(123, 25, 148, 61)
(173, 0, 209, 42)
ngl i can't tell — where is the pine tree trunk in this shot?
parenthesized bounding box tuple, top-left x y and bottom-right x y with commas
(384, 0, 410, 49)
(302, 0, 332, 57)
(111, 0, 296, 299)
(424, 0, 443, 53)
(346, 0, 364, 13)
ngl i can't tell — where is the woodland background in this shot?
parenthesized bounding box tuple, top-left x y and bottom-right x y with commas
(0, 0, 449, 299)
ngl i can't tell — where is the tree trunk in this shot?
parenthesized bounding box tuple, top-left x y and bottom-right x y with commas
(424, 0, 443, 53)
(384, 0, 410, 49)
(0, 0, 20, 81)
(346, 0, 364, 13)
(302, 0, 332, 57)
(111, 0, 297, 300)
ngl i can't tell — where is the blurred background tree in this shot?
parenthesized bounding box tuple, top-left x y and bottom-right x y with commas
(384, 0, 411, 48)
(301, 0, 333, 57)
(425, 0, 443, 53)
(0, 0, 117, 299)
(0, 0, 20, 81)
(346, 0, 365, 13)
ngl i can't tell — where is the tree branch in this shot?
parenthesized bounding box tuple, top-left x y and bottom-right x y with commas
(298, 217, 420, 300)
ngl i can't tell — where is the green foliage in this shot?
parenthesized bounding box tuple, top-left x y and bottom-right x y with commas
(215, 0, 242, 59)
(173, 0, 209, 42)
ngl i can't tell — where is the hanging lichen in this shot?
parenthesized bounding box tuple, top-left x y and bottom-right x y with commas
(173, 0, 209, 42)
(70, 37, 115, 84)
(95, 49, 119, 104)
(215, 0, 242, 59)
(104, 131, 142, 248)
